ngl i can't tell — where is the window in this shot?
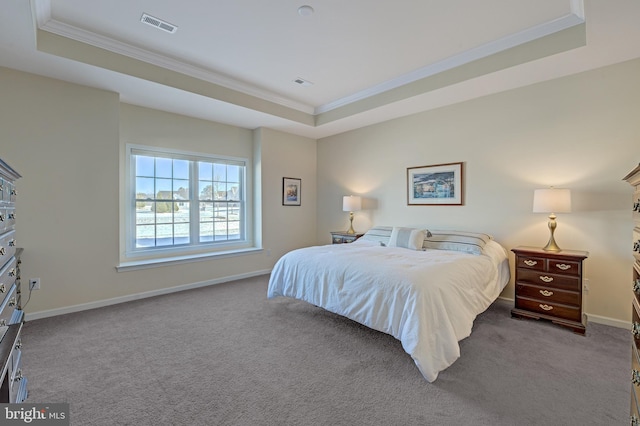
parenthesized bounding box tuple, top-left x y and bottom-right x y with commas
(126, 145, 247, 258)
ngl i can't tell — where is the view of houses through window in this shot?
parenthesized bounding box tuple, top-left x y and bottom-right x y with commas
(130, 147, 245, 252)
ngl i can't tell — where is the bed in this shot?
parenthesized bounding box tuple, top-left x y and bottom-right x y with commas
(267, 226, 510, 382)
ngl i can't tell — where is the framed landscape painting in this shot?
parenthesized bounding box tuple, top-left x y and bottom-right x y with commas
(282, 177, 301, 206)
(407, 162, 463, 205)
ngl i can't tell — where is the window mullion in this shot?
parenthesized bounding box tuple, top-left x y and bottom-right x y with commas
(189, 160, 199, 246)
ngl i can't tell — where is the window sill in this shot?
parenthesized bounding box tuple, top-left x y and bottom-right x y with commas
(116, 247, 264, 272)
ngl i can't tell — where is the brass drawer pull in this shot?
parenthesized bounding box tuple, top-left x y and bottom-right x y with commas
(13, 369, 22, 383)
(0, 284, 5, 293)
(8, 239, 15, 247)
(0, 214, 4, 222)
(634, 279, 640, 294)
(524, 260, 537, 267)
(555, 263, 572, 271)
(539, 304, 553, 311)
(539, 290, 553, 297)
(633, 322, 640, 339)
(8, 268, 16, 277)
(633, 369, 640, 386)
(632, 414, 640, 426)
(0, 247, 5, 256)
(539, 276, 554, 283)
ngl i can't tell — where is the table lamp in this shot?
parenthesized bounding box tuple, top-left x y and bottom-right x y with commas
(342, 195, 362, 234)
(533, 187, 571, 252)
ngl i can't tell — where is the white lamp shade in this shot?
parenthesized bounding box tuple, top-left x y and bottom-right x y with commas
(342, 195, 362, 212)
(533, 188, 571, 213)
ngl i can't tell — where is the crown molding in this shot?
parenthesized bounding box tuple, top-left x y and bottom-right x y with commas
(31, 0, 585, 120)
(315, 10, 585, 115)
(31, 0, 315, 115)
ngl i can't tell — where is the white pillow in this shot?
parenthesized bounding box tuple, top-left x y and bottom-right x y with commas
(388, 227, 426, 250)
(423, 230, 492, 255)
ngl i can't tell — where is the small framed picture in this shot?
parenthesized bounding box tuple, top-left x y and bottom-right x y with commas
(407, 162, 463, 205)
(282, 177, 301, 206)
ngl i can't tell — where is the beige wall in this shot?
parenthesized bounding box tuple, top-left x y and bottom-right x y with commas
(0, 67, 316, 318)
(2, 57, 639, 325)
(317, 58, 640, 325)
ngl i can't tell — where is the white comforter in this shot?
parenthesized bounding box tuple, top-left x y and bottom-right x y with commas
(267, 239, 509, 382)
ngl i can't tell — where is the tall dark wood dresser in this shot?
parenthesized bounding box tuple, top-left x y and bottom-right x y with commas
(0, 158, 27, 403)
(624, 163, 640, 425)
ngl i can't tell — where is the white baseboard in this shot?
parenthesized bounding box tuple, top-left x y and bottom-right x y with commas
(585, 313, 631, 329)
(24, 269, 272, 321)
(25, 280, 632, 330)
(497, 296, 630, 329)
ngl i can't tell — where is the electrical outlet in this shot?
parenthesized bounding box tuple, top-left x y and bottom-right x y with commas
(583, 278, 589, 293)
(29, 278, 40, 290)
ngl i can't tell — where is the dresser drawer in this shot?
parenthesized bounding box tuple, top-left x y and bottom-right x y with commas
(633, 343, 640, 404)
(0, 208, 6, 235)
(634, 227, 640, 262)
(0, 179, 16, 204)
(0, 257, 17, 297)
(634, 343, 640, 425)
(9, 340, 24, 403)
(516, 268, 581, 291)
(0, 230, 16, 268)
(516, 297, 581, 322)
(635, 263, 640, 310)
(633, 300, 640, 354)
(515, 283, 580, 307)
(0, 283, 18, 327)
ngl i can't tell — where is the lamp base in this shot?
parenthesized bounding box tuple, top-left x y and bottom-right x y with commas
(542, 214, 561, 252)
(346, 211, 356, 234)
(542, 238, 561, 252)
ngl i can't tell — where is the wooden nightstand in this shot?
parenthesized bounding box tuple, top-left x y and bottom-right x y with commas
(511, 246, 588, 335)
(330, 232, 364, 244)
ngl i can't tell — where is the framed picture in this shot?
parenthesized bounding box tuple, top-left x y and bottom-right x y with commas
(407, 162, 463, 205)
(282, 177, 301, 206)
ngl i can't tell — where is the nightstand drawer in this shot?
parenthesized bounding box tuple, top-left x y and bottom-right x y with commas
(516, 297, 581, 322)
(548, 259, 581, 276)
(330, 232, 363, 244)
(517, 269, 580, 291)
(516, 256, 546, 271)
(515, 283, 580, 307)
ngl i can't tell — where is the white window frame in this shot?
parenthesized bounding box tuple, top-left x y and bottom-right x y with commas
(123, 144, 250, 261)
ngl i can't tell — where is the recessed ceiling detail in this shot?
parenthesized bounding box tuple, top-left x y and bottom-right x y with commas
(140, 13, 177, 34)
(14, 0, 640, 139)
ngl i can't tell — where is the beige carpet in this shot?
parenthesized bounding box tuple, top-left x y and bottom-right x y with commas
(21, 275, 629, 425)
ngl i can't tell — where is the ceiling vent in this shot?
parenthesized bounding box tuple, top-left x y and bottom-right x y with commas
(293, 77, 313, 87)
(140, 13, 177, 34)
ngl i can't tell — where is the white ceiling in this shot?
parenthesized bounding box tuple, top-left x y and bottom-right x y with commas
(1, 0, 639, 139)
